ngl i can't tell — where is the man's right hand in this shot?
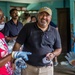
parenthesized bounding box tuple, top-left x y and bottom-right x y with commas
(12, 51, 32, 61)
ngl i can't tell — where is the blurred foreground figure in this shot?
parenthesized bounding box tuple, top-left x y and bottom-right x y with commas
(0, 9, 13, 75)
(65, 52, 75, 66)
(0, 9, 31, 75)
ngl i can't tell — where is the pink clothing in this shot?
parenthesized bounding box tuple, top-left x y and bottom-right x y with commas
(0, 32, 13, 75)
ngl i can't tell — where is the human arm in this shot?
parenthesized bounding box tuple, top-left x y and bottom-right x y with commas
(1, 42, 21, 68)
(0, 54, 12, 67)
(0, 42, 31, 67)
(46, 28, 62, 60)
(5, 36, 17, 42)
(46, 29, 62, 60)
(13, 42, 22, 51)
(0, 51, 31, 67)
(46, 48, 62, 60)
(12, 42, 32, 60)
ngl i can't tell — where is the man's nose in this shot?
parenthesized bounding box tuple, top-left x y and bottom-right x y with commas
(42, 15, 47, 19)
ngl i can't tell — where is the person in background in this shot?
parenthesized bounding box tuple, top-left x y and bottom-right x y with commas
(0, 10, 5, 34)
(4, 9, 23, 43)
(12, 7, 62, 75)
(31, 16, 37, 22)
(22, 13, 31, 26)
(50, 21, 58, 66)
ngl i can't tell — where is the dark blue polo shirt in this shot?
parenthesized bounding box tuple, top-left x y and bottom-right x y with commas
(4, 19, 23, 37)
(16, 22, 61, 66)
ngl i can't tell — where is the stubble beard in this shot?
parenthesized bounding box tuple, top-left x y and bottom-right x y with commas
(39, 20, 48, 28)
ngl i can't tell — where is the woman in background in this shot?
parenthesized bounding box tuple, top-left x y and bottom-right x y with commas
(22, 13, 31, 25)
(31, 16, 37, 22)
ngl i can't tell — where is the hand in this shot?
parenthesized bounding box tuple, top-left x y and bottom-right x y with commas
(42, 57, 52, 64)
(15, 58, 27, 69)
(65, 52, 75, 66)
(12, 51, 32, 61)
(46, 53, 55, 60)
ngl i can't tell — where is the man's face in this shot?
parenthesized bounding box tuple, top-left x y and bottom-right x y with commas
(10, 10, 18, 20)
(0, 11, 4, 24)
(38, 11, 51, 28)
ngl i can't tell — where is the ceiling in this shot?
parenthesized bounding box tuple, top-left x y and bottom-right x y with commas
(0, 0, 52, 3)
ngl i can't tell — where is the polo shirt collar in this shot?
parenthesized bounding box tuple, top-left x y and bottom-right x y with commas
(35, 23, 51, 32)
(47, 25, 51, 31)
(10, 19, 19, 25)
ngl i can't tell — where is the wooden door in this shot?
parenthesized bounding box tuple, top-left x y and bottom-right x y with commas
(57, 8, 71, 53)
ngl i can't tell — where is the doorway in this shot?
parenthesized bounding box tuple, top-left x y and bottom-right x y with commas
(57, 8, 71, 53)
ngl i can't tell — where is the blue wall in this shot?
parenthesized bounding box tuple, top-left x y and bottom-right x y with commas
(0, 1, 28, 20)
(70, 0, 75, 52)
(0, 0, 70, 24)
(27, 0, 70, 25)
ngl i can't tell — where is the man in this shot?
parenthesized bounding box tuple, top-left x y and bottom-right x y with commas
(13, 7, 62, 75)
(4, 9, 23, 42)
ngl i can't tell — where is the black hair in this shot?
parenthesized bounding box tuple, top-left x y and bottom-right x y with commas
(24, 13, 30, 19)
(10, 8, 17, 14)
(31, 16, 37, 22)
(31, 16, 37, 20)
